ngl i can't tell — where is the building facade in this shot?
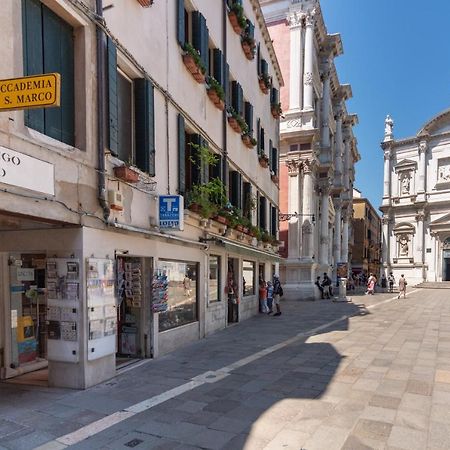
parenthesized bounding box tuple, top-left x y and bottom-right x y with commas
(261, 0, 360, 299)
(0, 0, 282, 388)
(352, 189, 381, 278)
(380, 109, 450, 285)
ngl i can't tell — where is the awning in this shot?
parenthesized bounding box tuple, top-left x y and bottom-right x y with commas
(206, 234, 284, 262)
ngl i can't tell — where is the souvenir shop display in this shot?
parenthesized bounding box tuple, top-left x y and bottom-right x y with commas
(152, 269, 168, 313)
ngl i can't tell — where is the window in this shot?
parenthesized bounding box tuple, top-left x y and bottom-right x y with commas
(259, 195, 267, 230)
(108, 39, 155, 175)
(243, 261, 255, 296)
(209, 256, 221, 302)
(157, 260, 198, 332)
(244, 101, 254, 135)
(270, 141, 278, 176)
(22, 0, 75, 145)
(229, 170, 242, 210)
(231, 81, 243, 116)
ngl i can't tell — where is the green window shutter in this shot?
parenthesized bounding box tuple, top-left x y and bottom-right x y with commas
(213, 49, 223, 85)
(244, 102, 253, 134)
(177, 114, 186, 194)
(271, 205, 277, 237)
(230, 171, 239, 209)
(259, 196, 267, 230)
(224, 62, 230, 105)
(200, 137, 209, 184)
(107, 37, 118, 155)
(270, 87, 279, 105)
(211, 153, 222, 180)
(237, 84, 243, 116)
(260, 127, 265, 155)
(243, 182, 251, 219)
(256, 191, 260, 227)
(261, 58, 268, 76)
(256, 118, 260, 154)
(257, 43, 261, 76)
(245, 20, 254, 39)
(203, 23, 209, 75)
(268, 139, 273, 170)
(42, 5, 74, 145)
(22, 0, 44, 133)
(192, 12, 202, 57)
(134, 79, 155, 176)
(176, 0, 185, 47)
(190, 134, 201, 185)
(271, 147, 278, 175)
(231, 81, 239, 113)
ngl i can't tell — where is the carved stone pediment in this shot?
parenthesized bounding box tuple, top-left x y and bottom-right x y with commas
(394, 159, 417, 173)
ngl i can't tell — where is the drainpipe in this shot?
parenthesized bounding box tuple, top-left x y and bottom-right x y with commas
(222, 0, 228, 190)
(95, 0, 110, 221)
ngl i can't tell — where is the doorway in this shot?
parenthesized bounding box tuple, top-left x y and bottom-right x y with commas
(227, 258, 239, 324)
(444, 256, 450, 282)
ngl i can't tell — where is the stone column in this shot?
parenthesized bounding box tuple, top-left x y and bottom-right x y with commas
(341, 211, 349, 263)
(287, 160, 301, 258)
(382, 144, 391, 205)
(418, 141, 427, 196)
(320, 64, 331, 148)
(319, 184, 330, 265)
(333, 198, 342, 264)
(342, 134, 351, 192)
(302, 160, 314, 257)
(303, 10, 315, 111)
(287, 11, 304, 111)
(334, 109, 344, 185)
(381, 216, 390, 270)
(416, 213, 425, 263)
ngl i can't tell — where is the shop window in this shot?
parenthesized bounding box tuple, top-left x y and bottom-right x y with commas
(209, 255, 221, 302)
(243, 261, 255, 296)
(157, 260, 198, 332)
(22, 0, 75, 145)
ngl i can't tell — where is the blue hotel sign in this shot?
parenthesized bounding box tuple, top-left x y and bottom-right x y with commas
(158, 195, 184, 230)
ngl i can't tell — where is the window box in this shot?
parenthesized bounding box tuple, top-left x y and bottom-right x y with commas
(182, 44, 206, 84)
(258, 75, 271, 95)
(113, 165, 140, 183)
(228, 115, 242, 134)
(211, 214, 229, 226)
(271, 103, 282, 119)
(258, 155, 269, 168)
(241, 36, 256, 60)
(136, 0, 153, 6)
(206, 77, 225, 111)
(271, 174, 279, 184)
(207, 89, 225, 110)
(241, 134, 256, 149)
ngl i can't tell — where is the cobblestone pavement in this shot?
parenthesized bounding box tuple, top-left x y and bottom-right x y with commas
(2, 287, 450, 449)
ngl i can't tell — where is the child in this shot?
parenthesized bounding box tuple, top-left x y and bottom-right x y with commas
(266, 281, 274, 314)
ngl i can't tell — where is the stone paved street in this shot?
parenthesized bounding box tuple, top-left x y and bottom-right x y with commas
(2, 287, 450, 449)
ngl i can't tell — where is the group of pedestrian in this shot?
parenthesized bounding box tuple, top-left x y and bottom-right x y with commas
(259, 275, 283, 316)
(314, 273, 333, 299)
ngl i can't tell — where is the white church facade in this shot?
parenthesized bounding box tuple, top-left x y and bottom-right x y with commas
(380, 109, 450, 285)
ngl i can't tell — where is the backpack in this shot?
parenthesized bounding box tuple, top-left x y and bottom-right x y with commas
(279, 286, 284, 297)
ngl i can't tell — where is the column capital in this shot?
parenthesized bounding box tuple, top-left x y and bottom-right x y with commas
(418, 140, 428, 154)
(286, 11, 305, 28)
(415, 212, 425, 222)
(302, 158, 315, 174)
(305, 8, 317, 27)
(381, 216, 390, 226)
(286, 159, 301, 176)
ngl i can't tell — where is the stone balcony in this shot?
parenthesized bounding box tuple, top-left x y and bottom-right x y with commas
(280, 109, 317, 141)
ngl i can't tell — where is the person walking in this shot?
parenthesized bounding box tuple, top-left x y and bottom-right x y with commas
(266, 281, 274, 314)
(259, 278, 269, 313)
(398, 274, 407, 299)
(388, 272, 395, 293)
(322, 273, 332, 299)
(366, 273, 376, 295)
(273, 274, 283, 316)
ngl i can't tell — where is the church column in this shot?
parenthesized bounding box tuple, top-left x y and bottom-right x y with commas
(302, 160, 314, 257)
(415, 213, 425, 264)
(333, 198, 342, 264)
(287, 160, 301, 258)
(381, 216, 390, 271)
(418, 141, 427, 197)
(342, 133, 351, 192)
(341, 210, 349, 263)
(382, 144, 392, 206)
(334, 109, 344, 185)
(319, 184, 330, 265)
(320, 63, 331, 148)
(287, 11, 304, 111)
(303, 11, 315, 111)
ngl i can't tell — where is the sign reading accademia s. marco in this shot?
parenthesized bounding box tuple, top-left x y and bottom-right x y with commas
(0, 73, 60, 111)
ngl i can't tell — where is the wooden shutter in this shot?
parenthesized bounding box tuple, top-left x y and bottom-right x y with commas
(177, 114, 186, 194)
(261, 58, 268, 76)
(211, 153, 223, 180)
(213, 48, 224, 85)
(42, 5, 74, 145)
(176, 0, 185, 46)
(230, 171, 242, 210)
(256, 118, 261, 153)
(244, 102, 253, 135)
(134, 79, 155, 176)
(224, 62, 230, 106)
(192, 12, 208, 71)
(259, 196, 267, 230)
(268, 139, 273, 170)
(231, 81, 240, 114)
(260, 127, 265, 155)
(271, 205, 277, 237)
(243, 182, 252, 219)
(270, 87, 279, 105)
(200, 137, 209, 184)
(107, 36, 119, 155)
(271, 147, 278, 175)
(190, 134, 201, 185)
(22, 0, 44, 133)
(245, 20, 255, 39)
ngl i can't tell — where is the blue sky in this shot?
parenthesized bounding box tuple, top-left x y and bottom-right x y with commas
(320, 0, 450, 210)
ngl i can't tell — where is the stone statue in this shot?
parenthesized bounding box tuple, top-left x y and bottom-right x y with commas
(399, 235, 409, 256)
(384, 114, 394, 141)
(401, 175, 410, 195)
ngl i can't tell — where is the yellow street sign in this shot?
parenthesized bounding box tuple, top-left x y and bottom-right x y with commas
(0, 73, 60, 112)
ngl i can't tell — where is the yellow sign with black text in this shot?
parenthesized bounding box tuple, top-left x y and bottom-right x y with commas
(0, 73, 60, 111)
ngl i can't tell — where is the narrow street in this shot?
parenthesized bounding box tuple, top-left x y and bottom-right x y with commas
(1, 288, 450, 450)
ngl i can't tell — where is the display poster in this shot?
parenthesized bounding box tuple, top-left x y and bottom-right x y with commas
(152, 269, 168, 313)
(337, 262, 348, 278)
(86, 258, 117, 361)
(46, 258, 80, 363)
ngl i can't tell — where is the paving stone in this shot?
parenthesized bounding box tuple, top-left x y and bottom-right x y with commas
(352, 418, 392, 440)
(303, 425, 350, 450)
(360, 406, 396, 424)
(342, 434, 384, 450)
(405, 379, 432, 396)
(263, 428, 309, 449)
(428, 421, 450, 449)
(394, 410, 428, 431)
(369, 394, 401, 410)
(203, 399, 241, 414)
(387, 425, 427, 450)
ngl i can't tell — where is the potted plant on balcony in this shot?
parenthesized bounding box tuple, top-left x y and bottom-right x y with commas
(241, 33, 256, 60)
(271, 170, 279, 184)
(271, 102, 282, 119)
(228, 1, 247, 35)
(206, 77, 225, 111)
(113, 160, 140, 183)
(182, 43, 206, 84)
(258, 153, 270, 168)
(258, 73, 271, 94)
(227, 108, 247, 134)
